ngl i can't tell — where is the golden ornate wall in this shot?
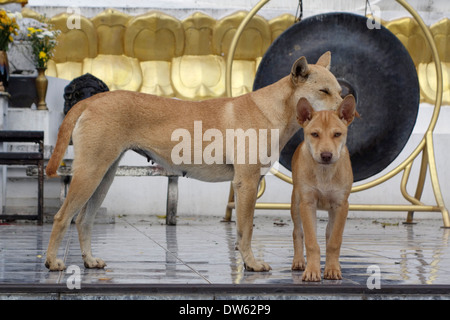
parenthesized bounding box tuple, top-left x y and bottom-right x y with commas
(385, 17, 450, 104)
(22, 8, 450, 104)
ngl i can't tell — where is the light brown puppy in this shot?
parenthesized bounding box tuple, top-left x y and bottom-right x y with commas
(290, 95, 356, 281)
(44, 52, 345, 272)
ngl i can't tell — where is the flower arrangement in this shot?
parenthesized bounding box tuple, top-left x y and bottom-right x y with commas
(0, 10, 20, 51)
(27, 19, 60, 69)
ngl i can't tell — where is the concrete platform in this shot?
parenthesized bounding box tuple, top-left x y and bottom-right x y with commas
(1, 214, 450, 300)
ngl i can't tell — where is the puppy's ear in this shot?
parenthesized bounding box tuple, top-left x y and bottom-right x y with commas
(296, 97, 314, 127)
(337, 94, 356, 126)
(291, 57, 310, 85)
(316, 51, 331, 70)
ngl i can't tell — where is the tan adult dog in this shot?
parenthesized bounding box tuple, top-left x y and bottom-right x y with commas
(290, 94, 356, 281)
(44, 52, 344, 272)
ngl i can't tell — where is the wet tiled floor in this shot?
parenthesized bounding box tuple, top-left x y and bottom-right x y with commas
(1, 214, 450, 299)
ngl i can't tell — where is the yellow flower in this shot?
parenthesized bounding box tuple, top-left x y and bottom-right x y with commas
(39, 51, 47, 60)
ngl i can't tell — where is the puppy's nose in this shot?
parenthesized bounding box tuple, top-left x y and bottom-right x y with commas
(321, 152, 333, 163)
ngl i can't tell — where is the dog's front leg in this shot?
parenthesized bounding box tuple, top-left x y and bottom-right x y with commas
(324, 200, 349, 280)
(300, 198, 321, 281)
(291, 188, 305, 270)
(233, 168, 271, 272)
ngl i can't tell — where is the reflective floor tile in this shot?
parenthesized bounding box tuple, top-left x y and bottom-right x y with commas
(2, 215, 450, 289)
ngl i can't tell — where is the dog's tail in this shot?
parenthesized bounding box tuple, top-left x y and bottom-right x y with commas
(46, 101, 89, 178)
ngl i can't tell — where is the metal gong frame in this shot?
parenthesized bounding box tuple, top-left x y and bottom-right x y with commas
(223, 0, 450, 227)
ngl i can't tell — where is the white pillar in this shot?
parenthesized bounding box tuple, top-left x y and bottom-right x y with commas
(0, 92, 9, 214)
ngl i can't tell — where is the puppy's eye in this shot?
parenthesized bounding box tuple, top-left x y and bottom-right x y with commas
(320, 89, 329, 95)
(334, 132, 342, 138)
(311, 132, 319, 138)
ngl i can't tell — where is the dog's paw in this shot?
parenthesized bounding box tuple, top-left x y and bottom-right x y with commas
(291, 258, 306, 271)
(302, 267, 321, 282)
(244, 260, 272, 272)
(83, 257, 107, 269)
(324, 266, 342, 280)
(45, 258, 66, 271)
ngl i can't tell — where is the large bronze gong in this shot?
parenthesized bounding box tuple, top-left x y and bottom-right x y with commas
(254, 13, 420, 182)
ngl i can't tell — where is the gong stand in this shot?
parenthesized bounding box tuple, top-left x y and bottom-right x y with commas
(223, 0, 450, 228)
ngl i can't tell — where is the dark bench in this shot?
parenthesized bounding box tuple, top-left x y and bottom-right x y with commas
(0, 131, 44, 224)
(26, 163, 179, 225)
(56, 165, 179, 225)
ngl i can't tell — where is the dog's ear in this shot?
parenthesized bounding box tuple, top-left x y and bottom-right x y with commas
(296, 97, 314, 127)
(316, 51, 331, 70)
(337, 94, 356, 125)
(291, 57, 310, 85)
